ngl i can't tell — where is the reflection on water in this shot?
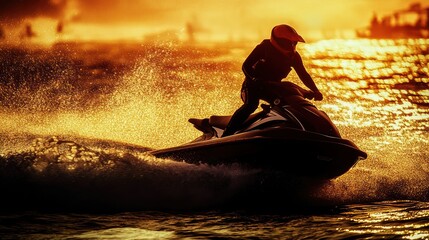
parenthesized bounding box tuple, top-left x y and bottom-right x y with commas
(1, 200, 428, 239)
(300, 39, 429, 146)
(338, 201, 429, 238)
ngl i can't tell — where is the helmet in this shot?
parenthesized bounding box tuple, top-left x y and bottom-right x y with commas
(271, 24, 305, 43)
(270, 24, 305, 54)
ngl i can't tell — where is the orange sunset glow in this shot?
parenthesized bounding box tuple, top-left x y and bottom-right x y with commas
(1, 1, 429, 234)
(1, 0, 429, 44)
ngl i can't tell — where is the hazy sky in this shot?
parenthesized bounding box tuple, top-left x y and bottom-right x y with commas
(1, 0, 428, 41)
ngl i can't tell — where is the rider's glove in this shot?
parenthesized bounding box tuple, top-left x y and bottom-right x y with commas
(313, 91, 323, 101)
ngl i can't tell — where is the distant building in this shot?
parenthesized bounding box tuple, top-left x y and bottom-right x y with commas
(356, 2, 429, 39)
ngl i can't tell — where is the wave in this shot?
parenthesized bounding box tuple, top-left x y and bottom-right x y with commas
(0, 134, 428, 213)
(0, 134, 300, 212)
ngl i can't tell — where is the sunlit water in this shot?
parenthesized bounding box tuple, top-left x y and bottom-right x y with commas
(0, 39, 428, 239)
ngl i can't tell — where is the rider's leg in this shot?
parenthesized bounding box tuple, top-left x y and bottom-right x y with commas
(222, 82, 259, 137)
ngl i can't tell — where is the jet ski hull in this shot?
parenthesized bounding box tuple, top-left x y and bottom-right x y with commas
(150, 127, 367, 179)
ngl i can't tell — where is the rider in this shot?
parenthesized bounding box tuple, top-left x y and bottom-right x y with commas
(222, 24, 324, 137)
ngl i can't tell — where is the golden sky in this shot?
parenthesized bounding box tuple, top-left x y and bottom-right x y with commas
(1, 0, 429, 42)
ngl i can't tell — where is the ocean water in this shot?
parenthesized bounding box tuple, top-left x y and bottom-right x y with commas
(0, 38, 428, 239)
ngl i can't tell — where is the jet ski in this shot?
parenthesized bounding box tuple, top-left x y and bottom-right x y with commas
(149, 82, 367, 179)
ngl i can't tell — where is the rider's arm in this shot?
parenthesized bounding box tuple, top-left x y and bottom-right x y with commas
(242, 42, 265, 80)
(292, 52, 323, 100)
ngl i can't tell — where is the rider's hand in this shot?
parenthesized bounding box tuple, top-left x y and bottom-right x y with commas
(313, 91, 323, 101)
(303, 91, 314, 100)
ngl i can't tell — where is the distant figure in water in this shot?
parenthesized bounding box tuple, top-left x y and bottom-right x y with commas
(21, 23, 36, 39)
(222, 24, 323, 137)
(0, 26, 5, 40)
(56, 20, 64, 35)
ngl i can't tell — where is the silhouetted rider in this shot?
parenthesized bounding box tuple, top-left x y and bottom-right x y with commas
(222, 24, 323, 137)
